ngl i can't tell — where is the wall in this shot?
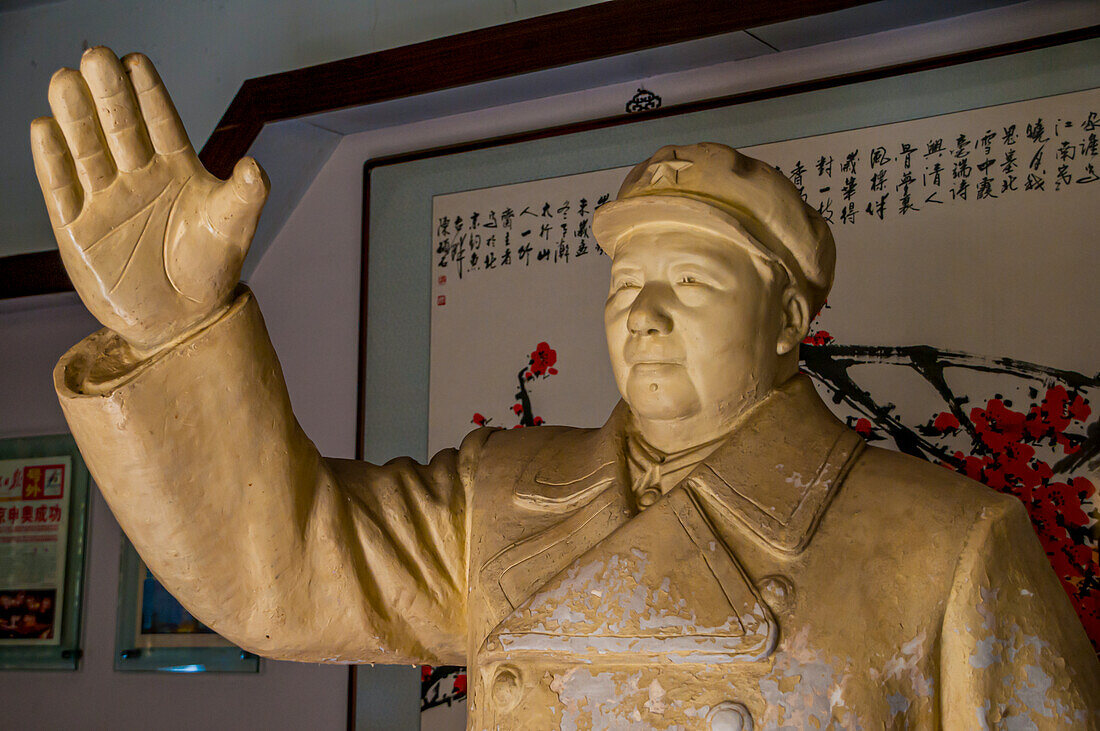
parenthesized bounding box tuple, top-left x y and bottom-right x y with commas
(0, 0, 603, 260)
(0, 292, 352, 729)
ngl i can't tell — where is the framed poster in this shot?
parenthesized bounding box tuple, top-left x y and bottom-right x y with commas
(0, 434, 90, 670)
(114, 539, 259, 673)
(362, 38, 1098, 724)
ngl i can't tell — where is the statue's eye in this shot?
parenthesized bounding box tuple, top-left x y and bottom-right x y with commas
(678, 275, 699, 285)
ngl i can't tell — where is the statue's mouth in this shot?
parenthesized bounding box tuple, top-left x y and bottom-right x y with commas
(630, 361, 685, 375)
(624, 342, 683, 366)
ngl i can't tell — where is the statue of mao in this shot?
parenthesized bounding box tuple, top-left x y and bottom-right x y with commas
(32, 48, 1099, 729)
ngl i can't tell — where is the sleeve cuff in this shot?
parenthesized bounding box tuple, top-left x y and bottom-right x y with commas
(54, 287, 251, 398)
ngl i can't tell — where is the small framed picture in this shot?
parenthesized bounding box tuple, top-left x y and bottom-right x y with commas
(0, 434, 90, 670)
(114, 539, 259, 673)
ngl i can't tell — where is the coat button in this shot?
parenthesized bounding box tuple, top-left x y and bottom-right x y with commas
(758, 574, 794, 615)
(636, 486, 661, 508)
(707, 701, 753, 731)
(491, 664, 523, 711)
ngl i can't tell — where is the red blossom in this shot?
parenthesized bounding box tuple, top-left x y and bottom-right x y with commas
(471, 413, 488, 427)
(935, 387, 1098, 652)
(853, 418, 873, 437)
(932, 412, 960, 433)
(802, 330, 835, 346)
(512, 404, 523, 415)
(528, 342, 558, 377)
(1070, 393, 1091, 421)
(421, 665, 432, 682)
(453, 673, 467, 695)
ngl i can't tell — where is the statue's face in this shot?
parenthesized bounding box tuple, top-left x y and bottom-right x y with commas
(604, 228, 786, 441)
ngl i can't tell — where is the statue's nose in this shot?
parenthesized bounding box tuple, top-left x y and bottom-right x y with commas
(627, 283, 673, 336)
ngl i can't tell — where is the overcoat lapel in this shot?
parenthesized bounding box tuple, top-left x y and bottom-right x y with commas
(481, 486, 634, 611)
(479, 402, 634, 615)
(515, 400, 633, 512)
(689, 376, 866, 555)
(481, 486, 778, 665)
(477, 375, 864, 652)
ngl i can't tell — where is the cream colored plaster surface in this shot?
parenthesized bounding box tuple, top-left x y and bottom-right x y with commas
(33, 49, 1100, 729)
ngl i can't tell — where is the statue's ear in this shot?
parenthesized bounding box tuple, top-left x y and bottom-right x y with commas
(776, 286, 810, 356)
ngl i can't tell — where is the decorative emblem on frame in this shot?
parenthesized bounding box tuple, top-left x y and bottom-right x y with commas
(626, 87, 662, 114)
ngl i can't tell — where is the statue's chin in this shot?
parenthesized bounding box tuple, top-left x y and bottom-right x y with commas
(624, 365, 701, 422)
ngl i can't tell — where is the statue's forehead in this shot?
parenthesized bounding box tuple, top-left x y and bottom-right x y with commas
(609, 225, 772, 273)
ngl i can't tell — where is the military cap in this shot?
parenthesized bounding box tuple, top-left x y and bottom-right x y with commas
(592, 142, 835, 314)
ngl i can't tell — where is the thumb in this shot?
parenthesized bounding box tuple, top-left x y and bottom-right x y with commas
(206, 156, 269, 255)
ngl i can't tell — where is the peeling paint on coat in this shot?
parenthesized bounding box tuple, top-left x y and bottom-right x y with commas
(758, 628, 847, 730)
(494, 549, 774, 662)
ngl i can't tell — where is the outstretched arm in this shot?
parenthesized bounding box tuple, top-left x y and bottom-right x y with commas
(36, 48, 474, 664)
(55, 289, 479, 664)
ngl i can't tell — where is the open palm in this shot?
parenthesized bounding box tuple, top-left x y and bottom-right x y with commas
(30, 47, 268, 352)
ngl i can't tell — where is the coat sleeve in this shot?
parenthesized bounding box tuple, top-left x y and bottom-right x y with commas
(939, 494, 1100, 729)
(54, 287, 486, 665)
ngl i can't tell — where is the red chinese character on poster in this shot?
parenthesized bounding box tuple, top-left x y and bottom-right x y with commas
(23, 467, 42, 498)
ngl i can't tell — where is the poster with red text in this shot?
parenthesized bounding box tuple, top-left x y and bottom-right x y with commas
(0, 456, 71, 645)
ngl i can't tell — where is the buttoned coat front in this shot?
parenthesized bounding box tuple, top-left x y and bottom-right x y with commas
(56, 289, 1098, 729)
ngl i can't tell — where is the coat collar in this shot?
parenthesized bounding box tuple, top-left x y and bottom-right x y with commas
(516, 375, 864, 556)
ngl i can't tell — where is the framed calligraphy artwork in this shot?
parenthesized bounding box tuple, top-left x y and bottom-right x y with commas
(362, 38, 1099, 726)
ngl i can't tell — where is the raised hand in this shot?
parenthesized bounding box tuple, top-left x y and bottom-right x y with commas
(30, 47, 269, 353)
